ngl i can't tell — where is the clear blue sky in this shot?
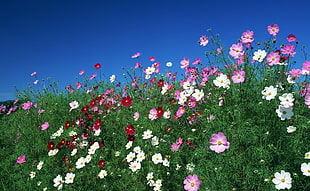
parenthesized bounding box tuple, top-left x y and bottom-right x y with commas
(1, 0, 310, 101)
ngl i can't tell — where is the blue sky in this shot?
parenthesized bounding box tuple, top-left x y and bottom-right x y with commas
(1, 0, 310, 101)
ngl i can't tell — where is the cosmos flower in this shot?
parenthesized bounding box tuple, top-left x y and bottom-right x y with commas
(17, 155, 26, 164)
(209, 132, 230, 153)
(272, 170, 292, 190)
(183, 174, 201, 191)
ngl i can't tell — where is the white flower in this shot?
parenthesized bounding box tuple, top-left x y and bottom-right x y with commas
(145, 66, 155, 75)
(71, 148, 78, 156)
(88, 147, 97, 155)
(126, 152, 136, 162)
(166, 61, 173, 67)
(146, 172, 154, 180)
(110, 75, 116, 83)
(186, 163, 195, 172)
(125, 141, 133, 150)
(69, 101, 79, 112)
(279, 93, 294, 108)
(287, 75, 297, 84)
(272, 170, 292, 190)
(115, 151, 121, 157)
(151, 136, 159, 146)
(85, 155, 92, 163)
(286, 126, 296, 133)
(48, 149, 59, 156)
(136, 152, 146, 162)
(276, 105, 294, 120)
(182, 81, 192, 90)
(262, 86, 277, 100)
(161, 84, 169, 95)
(37, 161, 44, 170)
(162, 158, 170, 167)
(129, 161, 141, 172)
(163, 110, 171, 119)
(154, 179, 162, 188)
(305, 152, 310, 159)
(64, 173, 75, 184)
(152, 153, 163, 164)
(192, 89, 204, 101)
(253, 49, 267, 62)
(91, 142, 100, 150)
(76, 157, 86, 169)
(176, 164, 182, 170)
(94, 129, 101, 136)
(142, 129, 153, 139)
(98, 170, 108, 179)
(29, 171, 36, 179)
(301, 162, 310, 176)
(53, 175, 64, 190)
(302, 69, 310, 75)
(69, 131, 77, 136)
(133, 146, 142, 153)
(213, 74, 230, 89)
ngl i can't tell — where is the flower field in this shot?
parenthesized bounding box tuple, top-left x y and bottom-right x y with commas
(0, 24, 310, 190)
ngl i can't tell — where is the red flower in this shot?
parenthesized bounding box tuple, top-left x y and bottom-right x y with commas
(98, 159, 106, 168)
(81, 105, 89, 114)
(94, 63, 102, 70)
(157, 79, 164, 88)
(156, 106, 164, 117)
(125, 124, 135, 135)
(64, 120, 71, 129)
(121, 96, 133, 107)
(166, 126, 171, 132)
(47, 142, 55, 150)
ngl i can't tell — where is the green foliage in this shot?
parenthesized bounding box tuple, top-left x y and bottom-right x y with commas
(0, 25, 310, 190)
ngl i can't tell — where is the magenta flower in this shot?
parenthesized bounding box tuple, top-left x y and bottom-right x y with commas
(209, 132, 230, 153)
(38, 109, 45, 114)
(171, 142, 181, 152)
(22, 101, 32, 110)
(267, 24, 279, 36)
(17, 155, 26, 164)
(241, 30, 254, 44)
(79, 70, 85, 75)
(302, 61, 310, 72)
(183, 174, 201, 191)
(281, 44, 296, 56)
(131, 52, 141, 58)
(198, 35, 209, 46)
(266, 52, 280, 66)
(30, 72, 37, 76)
(229, 43, 244, 59)
(41, 122, 50, 130)
(287, 34, 296, 42)
(180, 57, 190, 69)
(232, 70, 245, 83)
(289, 69, 302, 77)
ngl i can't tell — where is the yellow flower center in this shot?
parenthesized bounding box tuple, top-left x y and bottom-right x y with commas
(281, 178, 285, 183)
(217, 141, 222, 145)
(190, 182, 195, 187)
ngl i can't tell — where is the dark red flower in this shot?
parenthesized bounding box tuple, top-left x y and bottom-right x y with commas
(166, 126, 171, 132)
(81, 105, 89, 114)
(127, 135, 135, 142)
(47, 142, 55, 150)
(94, 63, 102, 70)
(121, 96, 132, 107)
(64, 121, 71, 129)
(125, 124, 135, 135)
(98, 159, 105, 168)
(156, 106, 164, 117)
(157, 79, 164, 88)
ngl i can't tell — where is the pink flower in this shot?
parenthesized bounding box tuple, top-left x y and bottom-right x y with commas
(149, 56, 156, 62)
(287, 34, 296, 42)
(302, 61, 310, 72)
(281, 44, 296, 56)
(232, 70, 245, 83)
(131, 52, 141, 58)
(198, 35, 209, 46)
(266, 52, 280, 66)
(17, 155, 26, 164)
(41, 122, 50, 130)
(30, 72, 37, 76)
(22, 101, 32, 110)
(183, 174, 201, 191)
(176, 106, 186, 117)
(180, 57, 190, 69)
(34, 80, 39, 84)
(229, 43, 244, 59)
(133, 112, 140, 121)
(171, 142, 181, 152)
(90, 73, 97, 80)
(289, 69, 302, 77)
(267, 24, 280, 36)
(241, 30, 254, 44)
(79, 70, 85, 75)
(134, 62, 141, 68)
(148, 109, 158, 120)
(209, 132, 230, 153)
(38, 109, 45, 114)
